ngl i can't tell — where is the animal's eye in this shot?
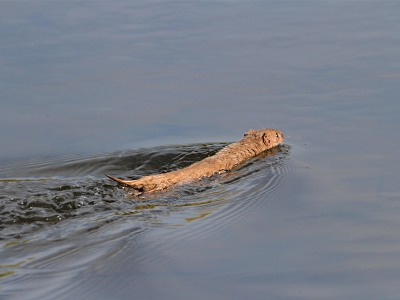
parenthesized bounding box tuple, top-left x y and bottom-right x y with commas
(276, 133, 280, 138)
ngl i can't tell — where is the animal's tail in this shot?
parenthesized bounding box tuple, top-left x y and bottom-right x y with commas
(106, 174, 145, 195)
(105, 174, 133, 186)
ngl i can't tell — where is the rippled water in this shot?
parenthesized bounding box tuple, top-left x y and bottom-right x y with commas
(0, 143, 290, 298)
(0, 143, 289, 241)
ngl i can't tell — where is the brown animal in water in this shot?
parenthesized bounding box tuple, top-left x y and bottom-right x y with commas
(106, 128, 283, 194)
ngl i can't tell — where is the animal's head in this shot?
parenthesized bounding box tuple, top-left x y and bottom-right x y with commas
(244, 128, 284, 150)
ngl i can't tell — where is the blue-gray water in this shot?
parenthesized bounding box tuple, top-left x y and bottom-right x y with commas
(1, 2, 400, 299)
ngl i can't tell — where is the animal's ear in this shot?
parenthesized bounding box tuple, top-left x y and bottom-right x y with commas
(244, 129, 256, 136)
(262, 133, 271, 147)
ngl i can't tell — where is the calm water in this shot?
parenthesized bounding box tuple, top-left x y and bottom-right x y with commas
(1, 1, 400, 299)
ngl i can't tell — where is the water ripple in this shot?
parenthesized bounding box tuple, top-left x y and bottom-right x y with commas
(0, 143, 290, 243)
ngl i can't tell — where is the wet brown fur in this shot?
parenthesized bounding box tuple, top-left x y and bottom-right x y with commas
(106, 128, 283, 194)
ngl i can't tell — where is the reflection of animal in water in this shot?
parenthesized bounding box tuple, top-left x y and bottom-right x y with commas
(106, 128, 284, 194)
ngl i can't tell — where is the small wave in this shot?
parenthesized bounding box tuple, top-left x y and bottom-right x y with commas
(0, 143, 291, 296)
(157, 144, 292, 241)
(0, 143, 290, 242)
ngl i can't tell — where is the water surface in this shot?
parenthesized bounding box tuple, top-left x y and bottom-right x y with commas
(1, 2, 400, 299)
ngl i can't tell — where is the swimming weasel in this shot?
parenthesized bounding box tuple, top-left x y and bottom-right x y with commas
(106, 128, 283, 194)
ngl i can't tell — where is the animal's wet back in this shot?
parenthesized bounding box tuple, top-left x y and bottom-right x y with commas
(106, 128, 283, 194)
